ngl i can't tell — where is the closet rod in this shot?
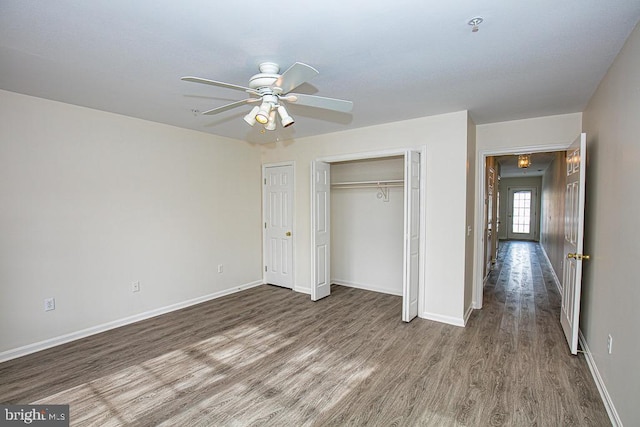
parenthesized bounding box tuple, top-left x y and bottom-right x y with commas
(331, 179, 404, 188)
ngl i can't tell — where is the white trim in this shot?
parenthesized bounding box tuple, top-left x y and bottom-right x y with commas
(578, 330, 622, 427)
(463, 304, 474, 325)
(421, 311, 465, 327)
(315, 148, 411, 163)
(262, 161, 295, 290)
(418, 147, 427, 317)
(332, 279, 403, 297)
(539, 244, 562, 293)
(473, 142, 572, 310)
(312, 146, 428, 320)
(0, 280, 263, 363)
(294, 285, 311, 295)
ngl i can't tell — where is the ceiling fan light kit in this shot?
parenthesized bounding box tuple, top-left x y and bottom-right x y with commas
(265, 110, 277, 131)
(243, 106, 260, 126)
(182, 62, 353, 132)
(278, 105, 295, 128)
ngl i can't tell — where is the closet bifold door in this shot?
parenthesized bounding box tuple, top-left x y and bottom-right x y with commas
(311, 160, 331, 301)
(402, 151, 420, 322)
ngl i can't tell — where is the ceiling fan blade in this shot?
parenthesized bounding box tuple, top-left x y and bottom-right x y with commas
(274, 63, 319, 94)
(283, 93, 353, 113)
(182, 76, 259, 95)
(201, 98, 259, 115)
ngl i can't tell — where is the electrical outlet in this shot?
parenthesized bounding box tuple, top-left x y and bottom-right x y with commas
(44, 297, 55, 311)
(217, 264, 223, 273)
(607, 334, 613, 354)
(132, 281, 140, 293)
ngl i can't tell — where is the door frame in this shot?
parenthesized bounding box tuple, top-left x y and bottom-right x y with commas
(473, 143, 570, 309)
(262, 161, 295, 290)
(310, 147, 427, 317)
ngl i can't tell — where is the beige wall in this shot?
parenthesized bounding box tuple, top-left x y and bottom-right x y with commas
(0, 90, 263, 356)
(261, 111, 474, 324)
(540, 152, 565, 280)
(582, 21, 640, 425)
(476, 113, 582, 153)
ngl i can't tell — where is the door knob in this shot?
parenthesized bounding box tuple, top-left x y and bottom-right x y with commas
(286, 231, 292, 237)
(568, 253, 590, 260)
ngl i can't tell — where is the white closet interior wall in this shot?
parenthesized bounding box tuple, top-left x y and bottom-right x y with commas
(330, 156, 404, 296)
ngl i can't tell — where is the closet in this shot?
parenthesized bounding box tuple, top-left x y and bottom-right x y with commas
(311, 150, 421, 322)
(330, 156, 405, 296)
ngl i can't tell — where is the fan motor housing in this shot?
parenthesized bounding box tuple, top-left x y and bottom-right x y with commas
(249, 73, 279, 89)
(248, 62, 282, 89)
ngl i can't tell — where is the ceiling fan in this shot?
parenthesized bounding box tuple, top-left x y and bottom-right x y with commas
(182, 62, 353, 131)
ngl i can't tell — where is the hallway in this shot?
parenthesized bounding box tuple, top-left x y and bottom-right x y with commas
(472, 240, 609, 425)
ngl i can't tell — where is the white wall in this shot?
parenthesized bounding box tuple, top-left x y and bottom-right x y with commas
(261, 111, 473, 324)
(0, 90, 263, 357)
(581, 21, 640, 425)
(331, 158, 404, 296)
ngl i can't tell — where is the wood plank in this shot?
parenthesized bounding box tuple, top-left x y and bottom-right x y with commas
(0, 243, 610, 426)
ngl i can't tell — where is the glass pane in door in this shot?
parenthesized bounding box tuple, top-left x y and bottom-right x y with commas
(512, 190, 531, 233)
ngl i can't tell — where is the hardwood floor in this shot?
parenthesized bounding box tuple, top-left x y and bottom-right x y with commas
(0, 241, 610, 426)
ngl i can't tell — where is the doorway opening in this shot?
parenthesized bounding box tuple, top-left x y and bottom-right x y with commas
(474, 144, 569, 310)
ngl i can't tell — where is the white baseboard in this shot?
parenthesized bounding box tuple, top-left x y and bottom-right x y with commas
(0, 280, 264, 363)
(539, 244, 562, 293)
(420, 311, 465, 327)
(463, 305, 474, 326)
(578, 330, 622, 427)
(331, 279, 403, 296)
(294, 285, 311, 295)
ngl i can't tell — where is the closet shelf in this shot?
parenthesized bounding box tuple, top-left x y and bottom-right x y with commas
(331, 179, 404, 189)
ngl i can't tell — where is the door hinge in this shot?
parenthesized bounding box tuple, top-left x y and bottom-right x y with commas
(265, 266, 267, 272)
(265, 222, 267, 229)
(264, 178, 267, 185)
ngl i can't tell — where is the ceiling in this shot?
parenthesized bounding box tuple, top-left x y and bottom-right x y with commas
(1, 1, 639, 145)
(495, 153, 557, 178)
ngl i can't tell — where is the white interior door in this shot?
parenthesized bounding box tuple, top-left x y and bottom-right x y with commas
(561, 133, 588, 355)
(507, 187, 537, 241)
(264, 165, 294, 288)
(311, 161, 331, 301)
(402, 151, 420, 322)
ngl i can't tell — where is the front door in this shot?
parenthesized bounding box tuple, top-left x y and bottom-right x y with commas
(561, 133, 588, 355)
(264, 164, 294, 289)
(507, 187, 537, 241)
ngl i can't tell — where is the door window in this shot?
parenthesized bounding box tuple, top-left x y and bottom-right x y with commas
(512, 190, 532, 234)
